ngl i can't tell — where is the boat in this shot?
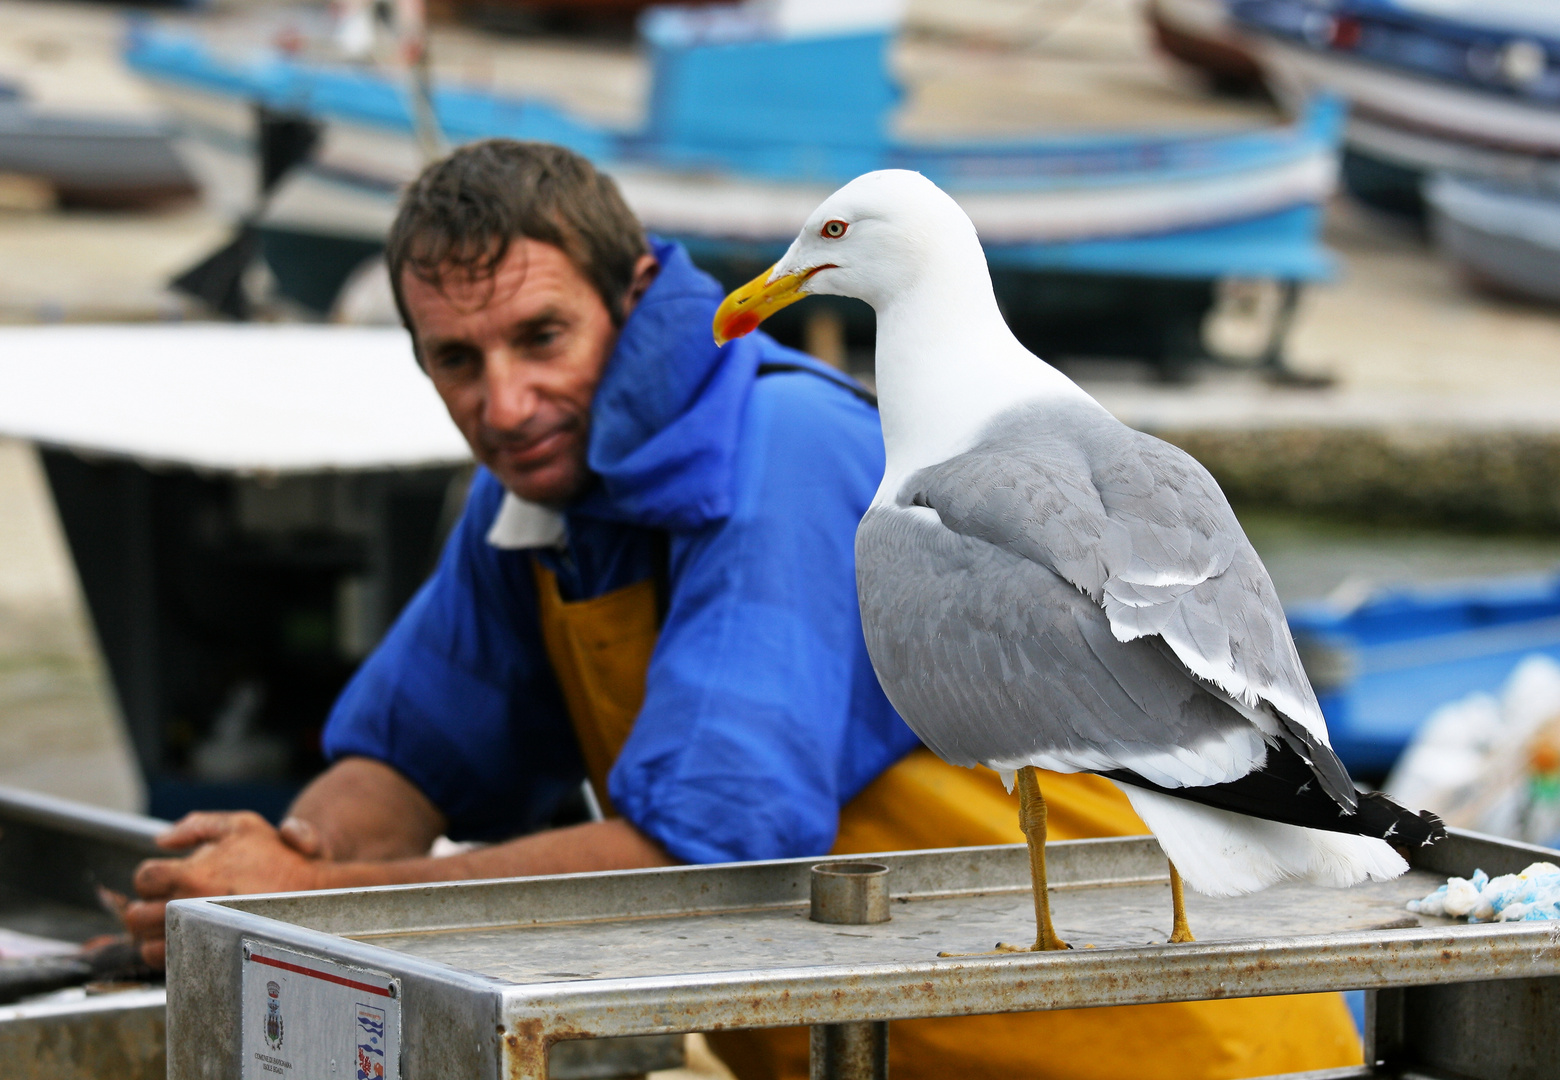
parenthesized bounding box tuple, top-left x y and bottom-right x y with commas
(1145, 0, 1266, 94)
(1287, 572, 1560, 778)
(1424, 173, 1560, 305)
(126, 0, 1341, 376)
(1231, 0, 1560, 217)
(0, 95, 196, 210)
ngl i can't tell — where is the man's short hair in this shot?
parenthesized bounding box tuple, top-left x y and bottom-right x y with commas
(386, 140, 649, 333)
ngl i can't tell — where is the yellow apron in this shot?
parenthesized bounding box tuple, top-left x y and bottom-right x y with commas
(532, 560, 1364, 1080)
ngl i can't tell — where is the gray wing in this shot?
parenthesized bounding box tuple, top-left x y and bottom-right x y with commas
(860, 399, 1349, 800)
(856, 500, 1264, 781)
(903, 400, 1325, 742)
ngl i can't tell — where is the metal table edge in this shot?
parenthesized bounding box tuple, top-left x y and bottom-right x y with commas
(195, 828, 1545, 935)
(167, 898, 508, 992)
(495, 920, 1560, 1038)
(200, 837, 1168, 936)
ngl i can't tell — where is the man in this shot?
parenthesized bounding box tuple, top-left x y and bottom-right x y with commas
(128, 140, 1363, 1080)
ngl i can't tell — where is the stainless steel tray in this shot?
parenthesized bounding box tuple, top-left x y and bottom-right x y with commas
(0, 784, 167, 1080)
(168, 828, 1560, 1080)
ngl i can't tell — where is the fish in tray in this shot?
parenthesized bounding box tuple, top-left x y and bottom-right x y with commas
(0, 938, 155, 1005)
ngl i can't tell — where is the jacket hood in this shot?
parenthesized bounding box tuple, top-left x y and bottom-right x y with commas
(582, 238, 765, 531)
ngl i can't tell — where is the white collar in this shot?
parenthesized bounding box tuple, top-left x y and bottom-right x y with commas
(485, 492, 567, 550)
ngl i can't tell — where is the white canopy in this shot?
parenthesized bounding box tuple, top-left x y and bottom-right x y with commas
(0, 324, 470, 474)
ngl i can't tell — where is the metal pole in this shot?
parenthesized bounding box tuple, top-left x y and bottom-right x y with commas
(395, 0, 446, 163)
(808, 863, 891, 1080)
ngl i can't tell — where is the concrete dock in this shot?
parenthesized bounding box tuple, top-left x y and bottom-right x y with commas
(0, 438, 140, 810)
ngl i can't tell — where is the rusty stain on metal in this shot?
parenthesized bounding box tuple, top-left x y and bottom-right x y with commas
(505, 1019, 549, 1080)
(485, 922, 1560, 1043)
(809, 861, 890, 1080)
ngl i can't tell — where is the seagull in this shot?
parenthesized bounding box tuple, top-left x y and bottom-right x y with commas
(712, 170, 1444, 951)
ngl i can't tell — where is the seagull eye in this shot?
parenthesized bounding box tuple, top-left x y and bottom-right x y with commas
(821, 220, 848, 239)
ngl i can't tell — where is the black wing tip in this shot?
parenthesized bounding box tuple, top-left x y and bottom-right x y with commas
(1270, 711, 1359, 812)
(1360, 791, 1446, 847)
(1419, 809, 1449, 845)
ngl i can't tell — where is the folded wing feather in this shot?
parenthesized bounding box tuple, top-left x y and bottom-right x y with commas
(902, 400, 1331, 762)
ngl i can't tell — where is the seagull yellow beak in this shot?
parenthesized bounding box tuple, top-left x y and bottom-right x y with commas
(711, 264, 824, 345)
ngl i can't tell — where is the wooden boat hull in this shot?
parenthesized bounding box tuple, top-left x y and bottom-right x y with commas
(1259, 39, 1560, 170)
(136, 50, 1340, 274)
(126, 19, 1337, 373)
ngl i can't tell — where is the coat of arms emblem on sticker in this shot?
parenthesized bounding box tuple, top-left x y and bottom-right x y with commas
(264, 981, 284, 1050)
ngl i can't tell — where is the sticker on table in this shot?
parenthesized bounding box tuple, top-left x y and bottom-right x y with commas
(241, 940, 400, 1080)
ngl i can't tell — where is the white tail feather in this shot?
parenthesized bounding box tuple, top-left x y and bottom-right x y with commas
(1116, 784, 1409, 898)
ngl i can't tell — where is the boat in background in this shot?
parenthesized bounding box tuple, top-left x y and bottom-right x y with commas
(0, 82, 196, 210)
(1231, 0, 1560, 218)
(128, 0, 1341, 377)
(1425, 174, 1560, 306)
(1146, 0, 1266, 94)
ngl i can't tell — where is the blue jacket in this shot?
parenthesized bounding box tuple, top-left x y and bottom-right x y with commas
(322, 239, 921, 862)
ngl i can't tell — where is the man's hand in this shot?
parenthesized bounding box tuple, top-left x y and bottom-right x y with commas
(126, 812, 328, 968)
(124, 760, 677, 969)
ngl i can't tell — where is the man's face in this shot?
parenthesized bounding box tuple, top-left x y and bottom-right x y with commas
(403, 239, 654, 505)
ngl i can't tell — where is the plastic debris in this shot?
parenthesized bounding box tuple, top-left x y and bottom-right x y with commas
(1408, 862, 1560, 922)
(1386, 654, 1560, 848)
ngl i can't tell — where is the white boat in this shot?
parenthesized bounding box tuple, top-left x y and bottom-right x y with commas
(1425, 174, 1560, 305)
(0, 99, 196, 209)
(129, 10, 1341, 287)
(125, 1, 1342, 376)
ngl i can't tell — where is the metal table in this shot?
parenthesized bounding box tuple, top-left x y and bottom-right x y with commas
(0, 784, 169, 1080)
(168, 828, 1560, 1080)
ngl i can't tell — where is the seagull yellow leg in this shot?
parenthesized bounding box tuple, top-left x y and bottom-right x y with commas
(1001, 766, 1069, 952)
(936, 765, 1069, 956)
(1168, 860, 1195, 944)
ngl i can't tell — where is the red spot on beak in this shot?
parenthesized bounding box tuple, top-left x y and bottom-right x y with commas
(724, 311, 761, 340)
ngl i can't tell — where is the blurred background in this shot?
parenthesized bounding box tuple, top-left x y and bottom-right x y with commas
(3, 0, 1560, 853)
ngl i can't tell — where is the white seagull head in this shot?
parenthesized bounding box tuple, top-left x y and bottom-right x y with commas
(711, 169, 1096, 498)
(712, 170, 984, 344)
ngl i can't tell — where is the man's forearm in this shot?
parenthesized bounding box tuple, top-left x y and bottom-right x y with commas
(288, 757, 448, 861)
(287, 757, 677, 886)
(309, 818, 677, 888)
(125, 789, 675, 969)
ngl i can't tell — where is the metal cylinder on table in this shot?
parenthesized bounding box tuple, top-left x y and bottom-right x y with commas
(808, 862, 891, 1080)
